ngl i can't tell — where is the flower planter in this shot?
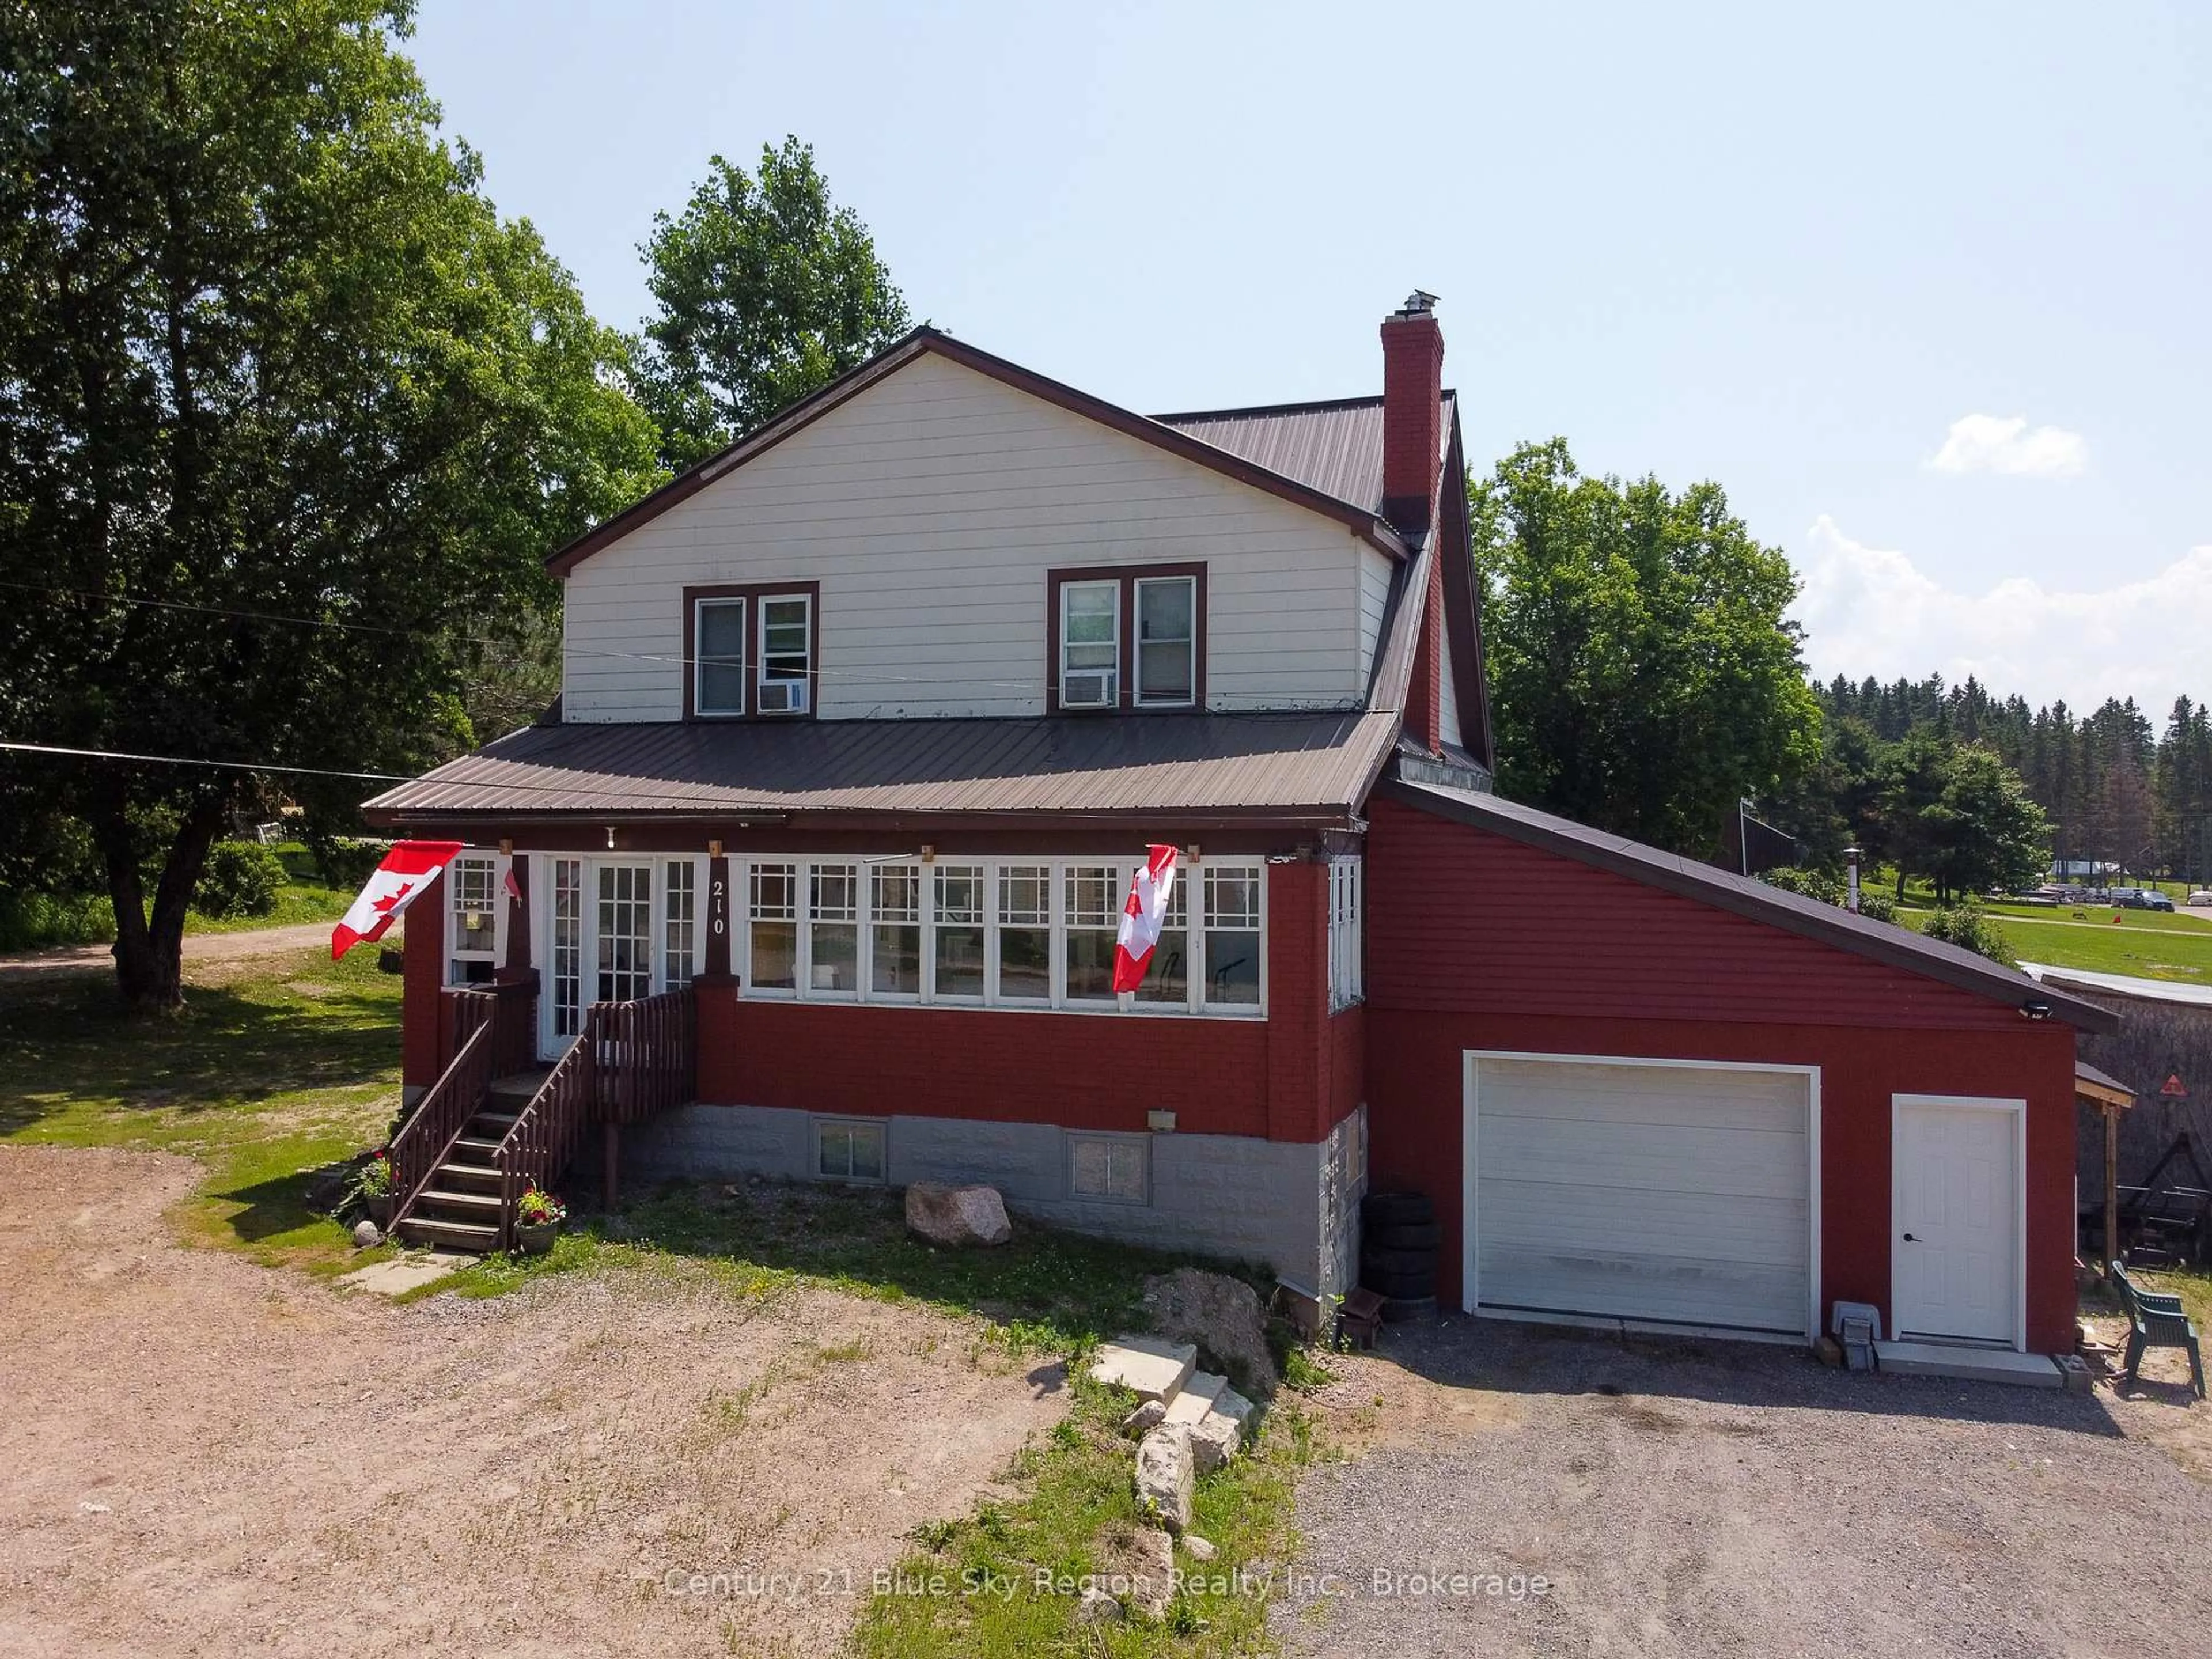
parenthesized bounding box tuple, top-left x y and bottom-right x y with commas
(364, 1195, 394, 1226)
(516, 1221, 557, 1256)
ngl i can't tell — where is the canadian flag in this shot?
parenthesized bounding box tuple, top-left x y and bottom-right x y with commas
(331, 840, 465, 960)
(1112, 844, 1180, 993)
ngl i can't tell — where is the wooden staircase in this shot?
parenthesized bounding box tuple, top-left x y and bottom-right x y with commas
(385, 985, 694, 1255)
(393, 1073, 545, 1251)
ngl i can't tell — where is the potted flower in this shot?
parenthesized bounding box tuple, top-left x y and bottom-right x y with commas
(357, 1149, 396, 1225)
(514, 1185, 566, 1255)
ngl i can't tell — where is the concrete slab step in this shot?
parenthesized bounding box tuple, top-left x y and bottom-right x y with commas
(1874, 1341, 2063, 1389)
(1089, 1336, 1196, 1404)
(1163, 1371, 1228, 1427)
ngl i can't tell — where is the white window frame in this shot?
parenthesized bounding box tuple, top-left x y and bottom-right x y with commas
(1067, 1131, 1150, 1205)
(1198, 863, 1266, 1012)
(692, 595, 748, 717)
(1328, 855, 1363, 1011)
(444, 851, 504, 987)
(813, 1116, 888, 1185)
(1058, 580, 1121, 709)
(756, 592, 812, 716)
(732, 854, 1266, 1019)
(1132, 574, 1198, 709)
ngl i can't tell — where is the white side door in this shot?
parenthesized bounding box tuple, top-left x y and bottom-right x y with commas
(1892, 1097, 2022, 1347)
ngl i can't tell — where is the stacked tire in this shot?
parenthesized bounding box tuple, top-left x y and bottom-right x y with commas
(1361, 1190, 1440, 1322)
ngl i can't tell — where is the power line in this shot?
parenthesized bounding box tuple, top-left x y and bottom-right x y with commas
(0, 740, 410, 782)
(0, 577, 1050, 694)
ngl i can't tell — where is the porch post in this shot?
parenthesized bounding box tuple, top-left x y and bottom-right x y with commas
(499, 849, 532, 978)
(2104, 1101, 2120, 1270)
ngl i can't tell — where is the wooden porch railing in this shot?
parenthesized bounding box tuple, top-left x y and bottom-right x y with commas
(588, 987, 696, 1125)
(439, 976, 538, 1078)
(490, 985, 696, 1240)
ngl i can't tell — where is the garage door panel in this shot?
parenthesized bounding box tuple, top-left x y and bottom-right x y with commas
(1479, 1113, 1806, 1201)
(1479, 1059, 1804, 1134)
(1478, 1178, 1806, 1265)
(1471, 1056, 1812, 1336)
(1480, 1244, 1807, 1332)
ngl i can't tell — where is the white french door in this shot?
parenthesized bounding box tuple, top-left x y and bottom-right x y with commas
(537, 855, 703, 1060)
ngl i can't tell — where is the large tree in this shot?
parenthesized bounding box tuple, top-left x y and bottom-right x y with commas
(1469, 439, 1822, 853)
(632, 137, 912, 471)
(0, 0, 661, 1009)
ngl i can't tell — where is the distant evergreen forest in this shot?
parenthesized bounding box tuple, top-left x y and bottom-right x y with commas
(1780, 676, 2212, 885)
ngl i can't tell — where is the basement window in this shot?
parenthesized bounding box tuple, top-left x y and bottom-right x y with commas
(1069, 1133, 1149, 1205)
(815, 1118, 887, 1184)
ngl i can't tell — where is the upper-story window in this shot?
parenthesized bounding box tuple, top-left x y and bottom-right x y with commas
(1048, 565, 1205, 713)
(685, 582, 817, 719)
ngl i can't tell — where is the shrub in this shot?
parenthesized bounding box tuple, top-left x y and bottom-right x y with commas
(1758, 865, 1897, 924)
(1919, 904, 2018, 967)
(1756, 865, 1842, 906)
(193, 840, 286, 918)
(310, 836, 388, 889)
(0, 889, 116, 950)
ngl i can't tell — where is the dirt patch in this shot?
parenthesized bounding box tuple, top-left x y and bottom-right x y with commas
(1297, 1344, 1522, 1452)
(0, 1145, 1067, 1657)
(0, 921, 336, 979)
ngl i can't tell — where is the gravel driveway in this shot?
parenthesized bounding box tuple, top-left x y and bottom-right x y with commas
(1279, 1318, 2212, 1659)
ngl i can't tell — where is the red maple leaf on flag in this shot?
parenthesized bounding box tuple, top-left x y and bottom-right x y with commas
(369, 881, 414, 915)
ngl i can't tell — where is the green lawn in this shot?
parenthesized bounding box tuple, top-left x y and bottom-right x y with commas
(1890, 897, 2212, 984)
(0, 946, 402, 1273)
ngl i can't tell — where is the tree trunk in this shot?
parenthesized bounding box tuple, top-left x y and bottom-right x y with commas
(91, 790, 228, 1013)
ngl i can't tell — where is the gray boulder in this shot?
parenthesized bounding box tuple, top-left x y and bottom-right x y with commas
(903, 1181, 1012, 1247)
(351, 1219, 381, 1248)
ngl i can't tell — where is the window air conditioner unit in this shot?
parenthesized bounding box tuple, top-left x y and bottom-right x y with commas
(757, 680, 808, 714)
(1062, 671, 1114, 709)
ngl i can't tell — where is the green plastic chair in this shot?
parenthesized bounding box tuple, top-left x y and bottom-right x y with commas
(2111, 1262, 2207, 1399)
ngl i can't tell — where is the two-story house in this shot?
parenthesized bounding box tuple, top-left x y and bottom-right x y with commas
(366, 296, 2111, 1358)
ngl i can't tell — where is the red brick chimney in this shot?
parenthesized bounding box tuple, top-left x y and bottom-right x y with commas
(1380, 291, 1444, 536)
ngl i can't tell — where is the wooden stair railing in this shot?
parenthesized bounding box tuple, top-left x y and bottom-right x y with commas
(490, 1033, 593, 1251)
(388, 993, 499, 1229)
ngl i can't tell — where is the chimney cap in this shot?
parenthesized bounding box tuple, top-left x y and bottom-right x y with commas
(1394, 289, 1440, 318)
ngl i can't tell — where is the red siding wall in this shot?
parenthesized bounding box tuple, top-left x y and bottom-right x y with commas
(401, 872, 446, 1092)
(1364, 797, 2080, 1352)
(402, 857, 1350, 1141)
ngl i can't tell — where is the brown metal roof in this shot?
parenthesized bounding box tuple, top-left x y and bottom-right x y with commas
(1384, 776, 2119, 1035)
(1154, 392, 1457, 521)
(362, 710, 1401, 825)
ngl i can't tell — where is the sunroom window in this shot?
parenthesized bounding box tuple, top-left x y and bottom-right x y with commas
(810, 863, 859, 995)
(1202, 866, 1262, 1007)
(933, 864, 987, 999)
(749, 862, 798, 991)
(1063, 865, 1119, 1002)
(997, 864, 1052, 1002)
(870, 864, 922, 996)
(446, 853, 498, 985)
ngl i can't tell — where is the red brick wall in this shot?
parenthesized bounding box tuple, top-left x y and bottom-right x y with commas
(1364, 796, 2080, 1351)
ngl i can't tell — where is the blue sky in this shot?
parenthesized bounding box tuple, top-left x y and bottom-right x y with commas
(408, 0, 2212, 719)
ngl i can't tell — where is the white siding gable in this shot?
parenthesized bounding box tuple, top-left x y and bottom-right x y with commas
(562, 351, 1375, 722)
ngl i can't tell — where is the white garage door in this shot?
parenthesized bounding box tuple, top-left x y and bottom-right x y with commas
(1470, 1056, 1813, 1336)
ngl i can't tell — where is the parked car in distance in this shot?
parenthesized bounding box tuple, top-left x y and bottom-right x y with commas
(2188, 890, 2212, 907)
(2112, 888, 2176, 911)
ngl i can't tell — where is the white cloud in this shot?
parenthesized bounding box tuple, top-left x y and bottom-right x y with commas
(1790, 516, 2212, 715)
(1926, 413, 2088, 478)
